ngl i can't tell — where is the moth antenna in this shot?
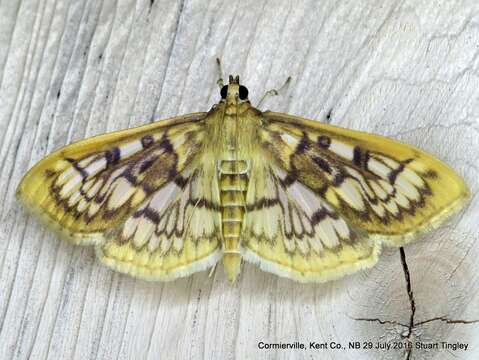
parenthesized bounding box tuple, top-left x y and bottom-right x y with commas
(216, 57, 224, 88)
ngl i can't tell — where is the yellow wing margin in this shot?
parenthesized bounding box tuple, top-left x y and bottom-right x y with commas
(96, 238, 221, 281)
(243, 236, 379, 283)
(262, 112, 470, 246)
(16, 113, 206, 246)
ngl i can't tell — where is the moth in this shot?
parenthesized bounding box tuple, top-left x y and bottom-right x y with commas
(17, 73, 470, 283)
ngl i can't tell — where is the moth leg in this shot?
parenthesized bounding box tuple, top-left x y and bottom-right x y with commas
(257, 76, 292, 108)
(208, 262, 218, 278)
(216, 57, 224, 88)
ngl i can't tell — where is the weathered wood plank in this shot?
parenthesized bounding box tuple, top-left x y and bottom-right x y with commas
(1, 1, 478, 359)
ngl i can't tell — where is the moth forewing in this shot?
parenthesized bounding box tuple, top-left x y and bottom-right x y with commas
(261, 111, 470, 246)
(16, 113, 207, 242)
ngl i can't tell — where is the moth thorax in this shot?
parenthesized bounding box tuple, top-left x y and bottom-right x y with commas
(219, 159, 249, 282)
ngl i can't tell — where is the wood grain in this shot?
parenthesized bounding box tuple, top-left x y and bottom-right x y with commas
(1, 1, 478, 359)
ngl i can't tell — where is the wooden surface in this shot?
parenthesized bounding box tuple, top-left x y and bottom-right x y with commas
(1, 1, 478, 359)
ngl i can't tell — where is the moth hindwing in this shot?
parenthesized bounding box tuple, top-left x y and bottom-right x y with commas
(17, 75, 469, 283)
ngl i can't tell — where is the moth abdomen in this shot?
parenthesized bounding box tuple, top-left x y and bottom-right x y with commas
(219, 160, 249, 282)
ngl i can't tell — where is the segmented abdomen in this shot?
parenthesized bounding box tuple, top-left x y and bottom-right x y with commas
(219, 160, 249, 253)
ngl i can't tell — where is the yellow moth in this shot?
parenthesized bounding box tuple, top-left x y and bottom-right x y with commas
(17, 73, 469, 283)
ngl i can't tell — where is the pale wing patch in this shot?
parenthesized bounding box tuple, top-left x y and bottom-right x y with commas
(242, 166, 379, 282)
(328, 140, 354, 160)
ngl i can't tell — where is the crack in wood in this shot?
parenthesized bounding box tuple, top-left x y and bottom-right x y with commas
(415, 316, 479, 326)
(350, 316, 407, 328)
(399, 247, 415, 360)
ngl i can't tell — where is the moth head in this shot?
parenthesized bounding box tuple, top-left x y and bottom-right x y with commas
(220, 75, 249, 102)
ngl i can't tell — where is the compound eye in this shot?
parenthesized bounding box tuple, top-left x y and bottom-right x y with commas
(220, 85, 228, 99)
(238, 85, 249, 100)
